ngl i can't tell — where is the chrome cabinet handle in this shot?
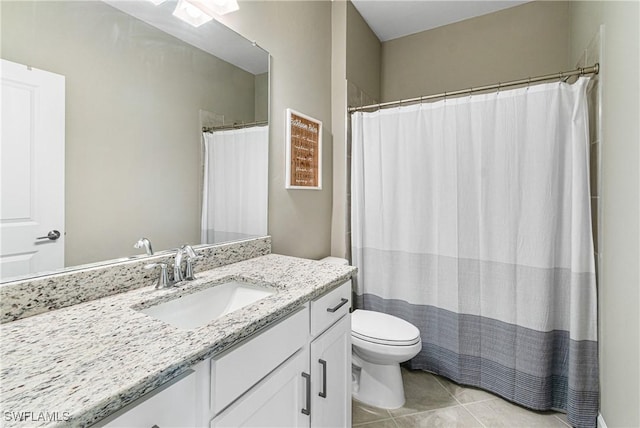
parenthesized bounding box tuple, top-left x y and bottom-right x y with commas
(326, 298, 349, 313)
(301, 372, 311, 415)
(36, 230, 61, 241)
(318, 359, 327, 398)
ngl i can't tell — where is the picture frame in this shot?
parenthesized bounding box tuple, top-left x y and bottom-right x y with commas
(285, 108, 322, 190)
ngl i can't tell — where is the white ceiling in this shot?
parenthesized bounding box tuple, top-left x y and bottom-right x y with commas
(350, 0, 530, 42)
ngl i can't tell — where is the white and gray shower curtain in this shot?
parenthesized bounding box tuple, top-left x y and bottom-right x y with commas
(201, 126, 268, 244)
(351, 78, 598, 427)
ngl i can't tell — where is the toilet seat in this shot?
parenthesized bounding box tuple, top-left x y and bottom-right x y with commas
(352, 331, 420, 346)
(351, 310, 421, 346)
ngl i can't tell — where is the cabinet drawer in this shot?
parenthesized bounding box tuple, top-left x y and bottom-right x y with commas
(310, 280, 351, 337)
(210, 305, 309, 415)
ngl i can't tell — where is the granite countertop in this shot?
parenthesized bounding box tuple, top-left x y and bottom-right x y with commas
(0, 254, 356, 427)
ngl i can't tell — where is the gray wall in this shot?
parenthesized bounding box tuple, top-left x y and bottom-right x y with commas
(380, 1, 570, 102)
(346, 1, 381, 102)
(1, 1, 257, 266)
(330, 1, 348, 259)
(569, 2, 640, 426)
(219, 1, 333, 259)
(331, 1, 381, 259)
(255, 72, 269, 122)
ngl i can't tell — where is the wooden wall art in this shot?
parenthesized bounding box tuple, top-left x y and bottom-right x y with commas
(285, 108, 322, 189)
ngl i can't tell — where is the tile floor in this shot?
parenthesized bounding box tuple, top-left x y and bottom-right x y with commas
(352, 368, 571, 428)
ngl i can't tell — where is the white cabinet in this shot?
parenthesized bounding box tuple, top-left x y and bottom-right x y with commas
(96, 280, 353, 428)
(213, 280, 352, 428)
(209, 307, 309, 415)
(310, 315, 351, 428)
(98, 370, 196, 428)
(211, 348, 310, 428)
(308, 280, 352, 428)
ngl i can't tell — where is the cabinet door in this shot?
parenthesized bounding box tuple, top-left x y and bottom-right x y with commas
(211, 347, 310, 428)
(100, 370, 196, 428)
(310, 315, 351, 428)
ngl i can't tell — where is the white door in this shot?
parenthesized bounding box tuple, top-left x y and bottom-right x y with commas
(310, 315, 352, 428)
(0, 59, 65, 281)
(211, 348, 310, 428)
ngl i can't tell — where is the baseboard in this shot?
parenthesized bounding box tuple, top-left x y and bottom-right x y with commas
(597, 413, 608, 428)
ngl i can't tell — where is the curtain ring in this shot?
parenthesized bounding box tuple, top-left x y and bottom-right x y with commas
(527, 77, 531, 90)
(443, 91, 447, 101)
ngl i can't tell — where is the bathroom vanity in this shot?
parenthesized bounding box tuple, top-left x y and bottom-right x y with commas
(101, 281, 352, 427)
(0, 243, 356, 427)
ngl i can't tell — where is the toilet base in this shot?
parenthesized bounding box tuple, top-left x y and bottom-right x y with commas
(352, 353, 405, 409)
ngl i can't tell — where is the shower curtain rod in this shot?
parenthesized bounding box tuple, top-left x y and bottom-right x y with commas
(202, 120, 268, 133)
(348, 63, 599, 113)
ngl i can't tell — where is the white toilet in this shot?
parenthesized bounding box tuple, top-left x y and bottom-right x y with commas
(320, 257, 422, 409)
(351, 309, 422, 409)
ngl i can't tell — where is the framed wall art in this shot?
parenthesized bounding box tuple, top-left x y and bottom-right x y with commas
(285, 108, 322, 189)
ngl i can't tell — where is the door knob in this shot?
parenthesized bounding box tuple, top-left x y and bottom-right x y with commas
(36, 230, 61, 241)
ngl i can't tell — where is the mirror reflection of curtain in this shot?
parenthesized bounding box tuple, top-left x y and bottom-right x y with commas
(201, 126, 268, 244)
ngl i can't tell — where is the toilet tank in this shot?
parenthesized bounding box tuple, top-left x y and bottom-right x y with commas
(320, 256, 349, 266)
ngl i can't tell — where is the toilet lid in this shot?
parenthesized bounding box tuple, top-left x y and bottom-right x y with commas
(352, 310, 421, 346)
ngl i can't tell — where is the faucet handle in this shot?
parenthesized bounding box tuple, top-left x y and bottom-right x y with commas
(145, 262, 173, 289)
(181, 245, 200, 281)
(184, 257, 197, 281)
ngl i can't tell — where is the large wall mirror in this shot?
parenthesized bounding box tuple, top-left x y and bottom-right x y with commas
(0, 0, 269, 282)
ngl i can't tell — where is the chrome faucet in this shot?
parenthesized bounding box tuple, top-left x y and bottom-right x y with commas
(134, 238, 154, 255)
(182, 245, 198, 281)
(174, 247, 186, 283)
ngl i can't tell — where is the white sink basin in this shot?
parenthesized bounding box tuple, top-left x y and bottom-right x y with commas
(140, 280, 275, 330)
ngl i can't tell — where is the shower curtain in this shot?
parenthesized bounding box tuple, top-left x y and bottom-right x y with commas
(201, 125, 268, 244)
(351, 78, 598, 427)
